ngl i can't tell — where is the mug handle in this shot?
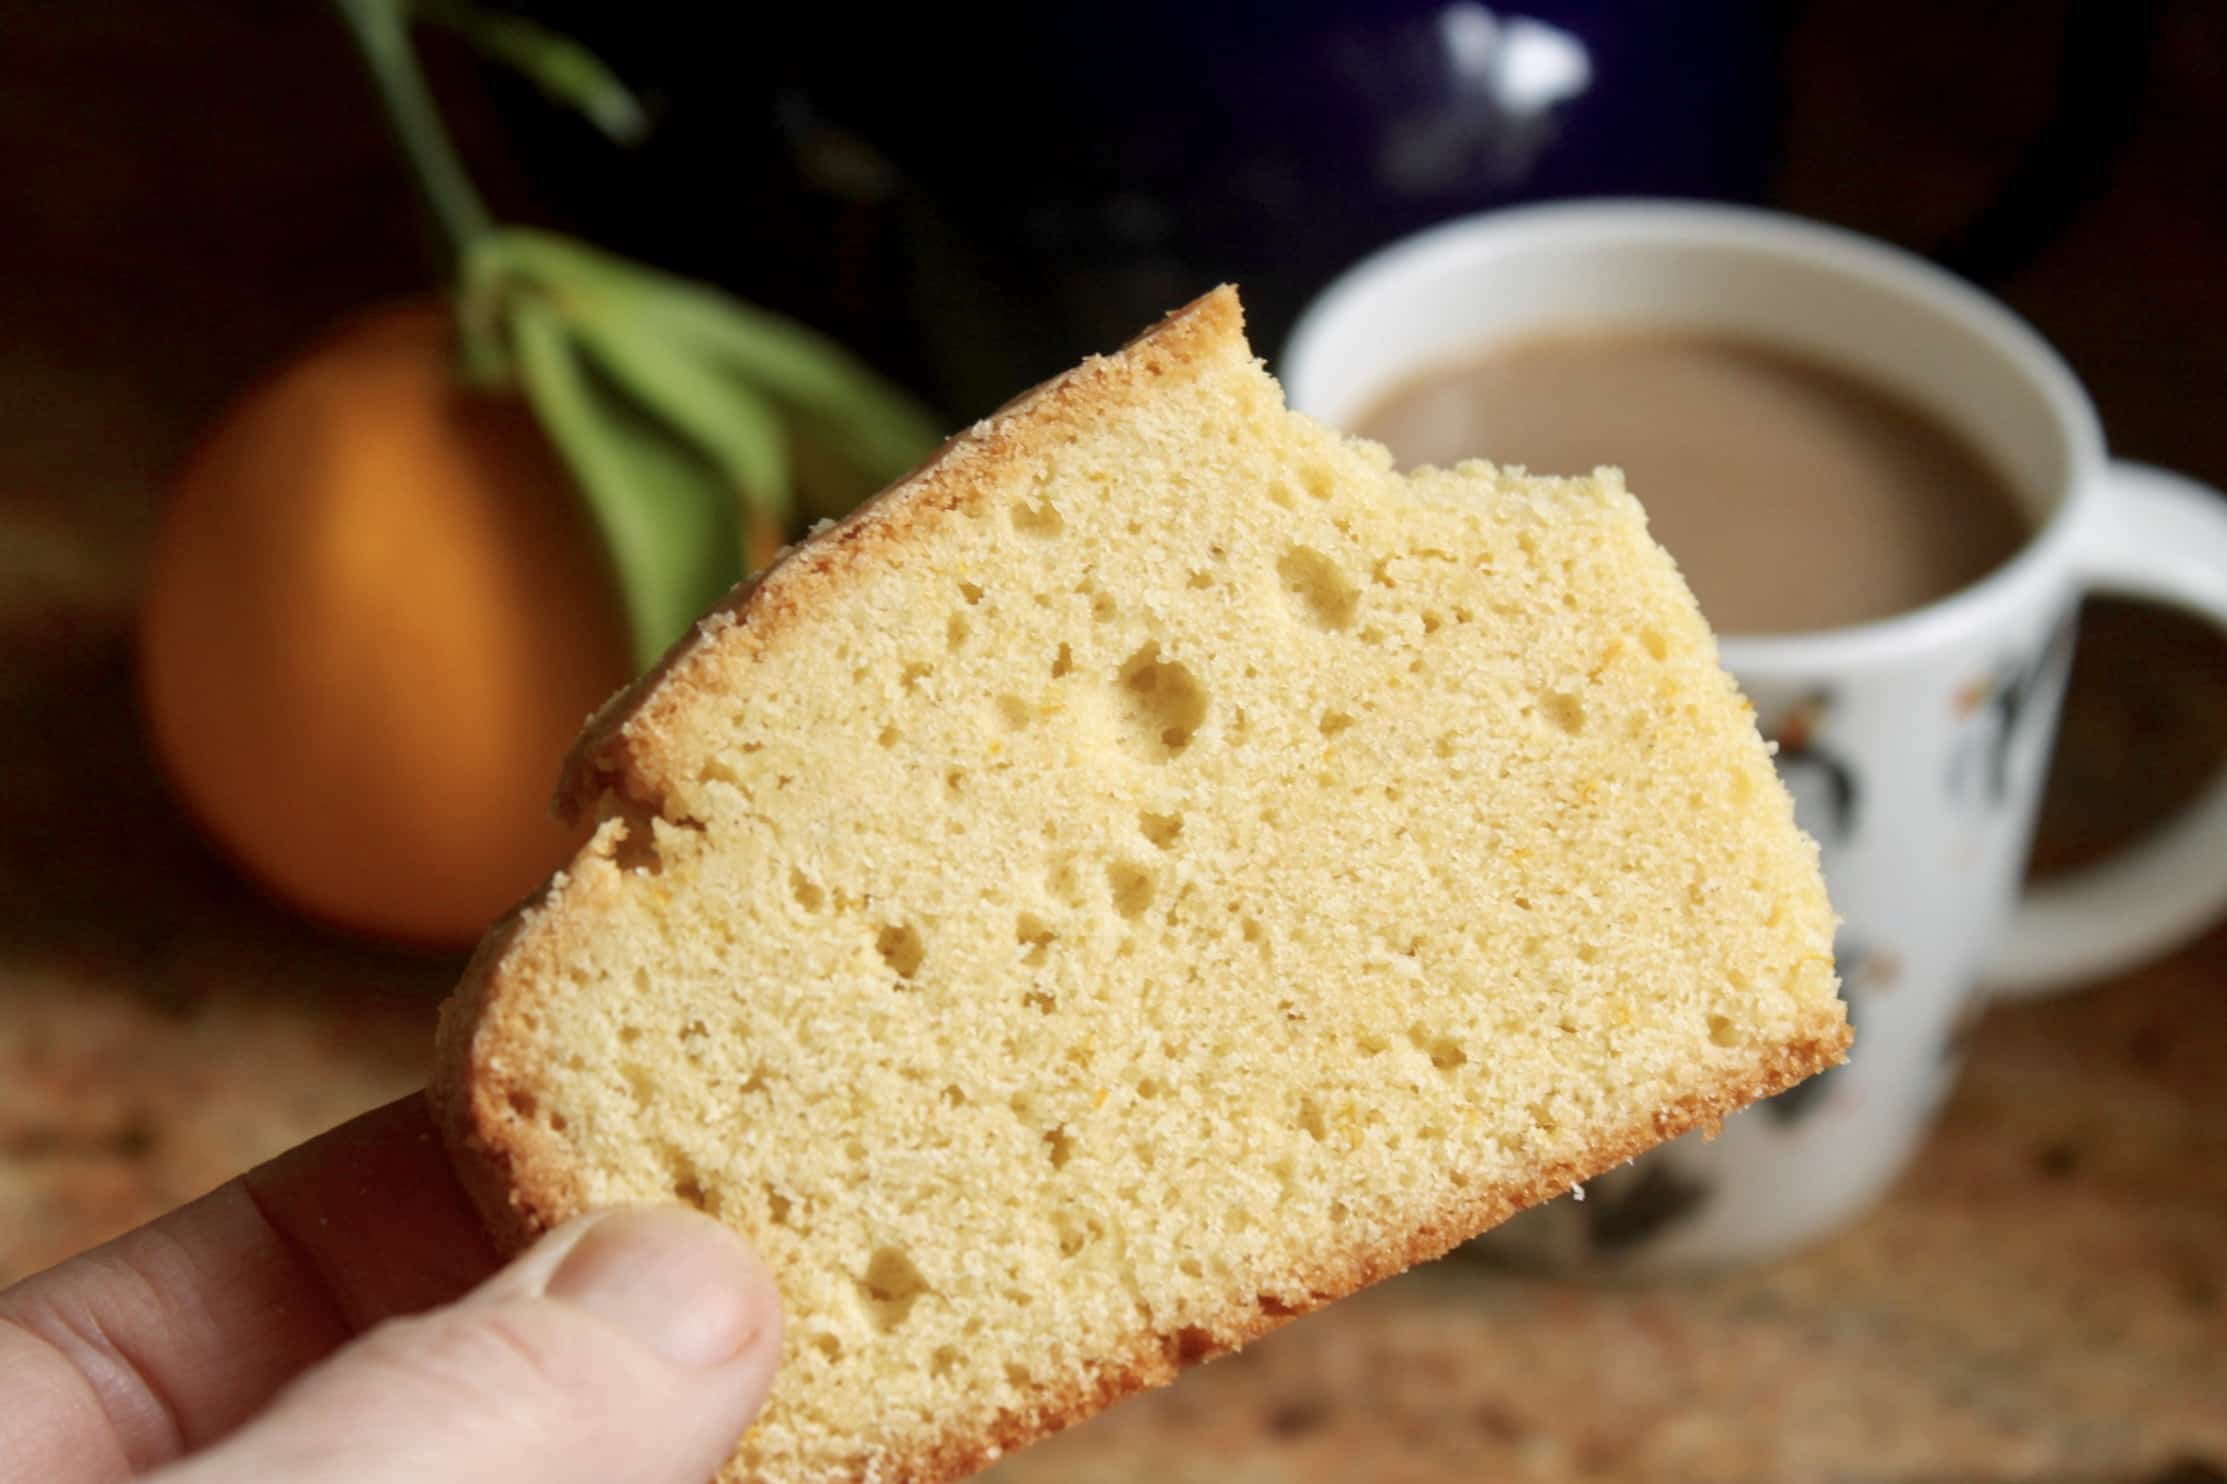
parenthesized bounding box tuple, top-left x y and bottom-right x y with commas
(1984, 461, 2227, 998)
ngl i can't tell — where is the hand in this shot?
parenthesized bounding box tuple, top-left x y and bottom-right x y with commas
(0, 1095, 782, 1484)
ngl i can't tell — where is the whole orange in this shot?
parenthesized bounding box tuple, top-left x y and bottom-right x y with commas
(141, 300, 633, 948)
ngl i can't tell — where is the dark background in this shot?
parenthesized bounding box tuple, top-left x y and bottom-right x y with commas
(3, 3, 2224, 1479)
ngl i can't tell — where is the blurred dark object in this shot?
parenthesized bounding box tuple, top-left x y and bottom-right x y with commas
(2030, 597, 2227, 880)
(501, 0, 2167, 423)
(511, 0, 1788, 415)
(1926, 0, 2163, 283)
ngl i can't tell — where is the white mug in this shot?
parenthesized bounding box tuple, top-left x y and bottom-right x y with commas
(1283, 200, 2227, 1268)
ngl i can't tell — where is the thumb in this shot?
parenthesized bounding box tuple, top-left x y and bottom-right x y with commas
(151, 1206, 782, 1484)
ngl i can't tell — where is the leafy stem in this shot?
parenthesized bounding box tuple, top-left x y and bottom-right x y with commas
(333, 0, 495, 267)
(334, 0, 945, 671)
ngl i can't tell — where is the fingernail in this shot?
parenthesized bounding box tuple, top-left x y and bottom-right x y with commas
(543, 1206, 771, 1368)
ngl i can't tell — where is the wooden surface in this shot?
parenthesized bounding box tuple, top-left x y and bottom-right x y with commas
(2, 3, 2223, 1480)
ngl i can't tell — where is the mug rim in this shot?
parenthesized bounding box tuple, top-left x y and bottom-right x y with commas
(1279, 198, 2105, 671)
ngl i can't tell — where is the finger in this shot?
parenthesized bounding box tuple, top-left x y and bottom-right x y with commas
(144, 1206, 782, 1484)
(241, 1091, 500, 1326)
(0, 1094, 498, 1481)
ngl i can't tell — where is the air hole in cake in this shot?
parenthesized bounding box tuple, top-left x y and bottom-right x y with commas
(618, 1025, 643, 1045)
(1434, 732, 1458, 760)
(1046, 855, 1085, 907)
(1115, 642, 1207, 758)
(811, 1333, 842, 1362)
(1641, 626, 1671, 660)
(1318, 710, 1355, 739)
(1186, 569, 1213, 590)
(900, 661, 933, 690)
(696, 757, 745, 789)
(1138, 810, 1183, 848)
(1297, 1096, 1328, 1141)
(877, 725, 901, 748)
(930, 1346, 961, 1379)
(1266, 480, 1297, 510)
(1016, 913, 1056, 966)
(790, 868, 826, 913)
(1107, 860, 1156, 919)
(1301, 464, 1335, 501)
(660, 1144, 713, 1211)
(1011, 497, 1064, 538)
(505, 1088, 537, 1120)
(620, 1061, 658, 1108)
(610, 812, 665, 875)
(1178, 1256, 1203, 1279)
(1050, 642, 1074, 678)
(958, 580, 985, 605)
(944, 768, 966, 797)
(861, 1247, 932, 1330)
(766, 1187, 793, 1226)
(1136, 1076, 1166, 1100)
(946, 612, 970, 649)
(1277, 546, 1359, 631)
(994, 695, 1033, 731)
(876, 923, 924, 980)
(1709, 1013, 1743, 1047)
(1005, 1362, 1033, 1387)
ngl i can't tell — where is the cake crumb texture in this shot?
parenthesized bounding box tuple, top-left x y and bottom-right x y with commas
(434, 287, 1845, 1484)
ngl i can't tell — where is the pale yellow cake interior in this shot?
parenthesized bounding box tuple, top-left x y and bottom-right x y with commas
(470, 310, 1841, 1482)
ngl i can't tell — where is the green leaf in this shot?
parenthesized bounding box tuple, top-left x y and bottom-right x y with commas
(414, 0, 649, 145)
(564, 308, 795, 545)
(490, 229, 943, 478)
(509, 297, 739, 670)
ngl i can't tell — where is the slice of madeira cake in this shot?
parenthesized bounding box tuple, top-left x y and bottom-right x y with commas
(434, 287, 1846, 1484)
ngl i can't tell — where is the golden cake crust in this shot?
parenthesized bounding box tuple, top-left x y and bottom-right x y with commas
(437, 288, 1258, 1255)
(431, 286, 1849, 1484)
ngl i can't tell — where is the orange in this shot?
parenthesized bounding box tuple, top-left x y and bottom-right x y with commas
(141, 300, 633, 948)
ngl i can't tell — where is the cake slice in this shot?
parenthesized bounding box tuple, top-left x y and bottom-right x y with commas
(433, 287, 1846, 1483)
